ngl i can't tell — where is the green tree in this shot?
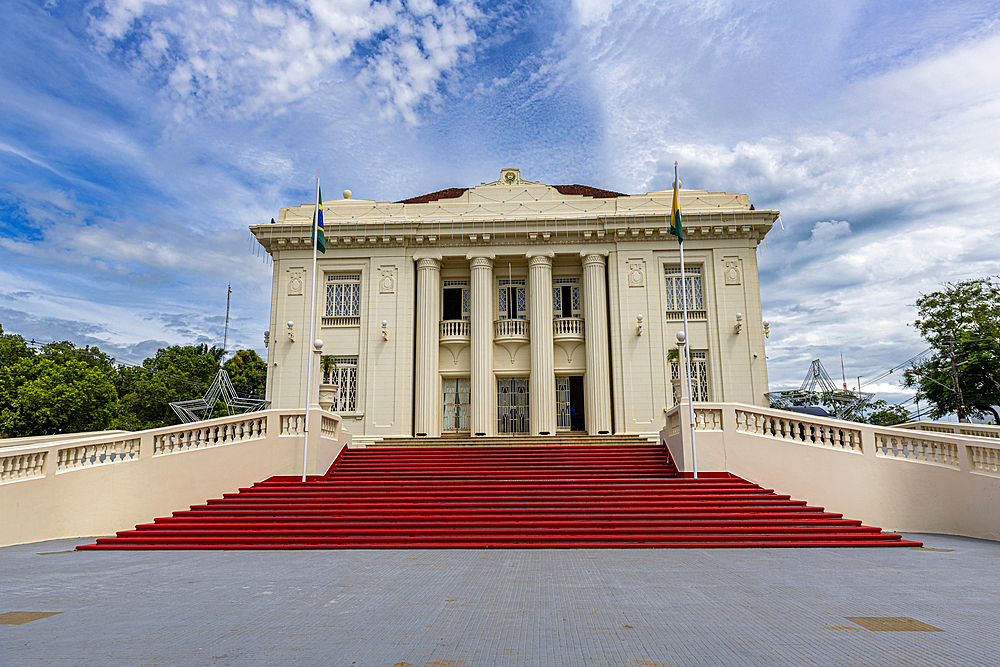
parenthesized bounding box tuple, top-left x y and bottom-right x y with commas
(856, 399, 911, 426)
(903, 277, 1000, 423)
(223, 349, 267, 398)
(115, 345, 221, 429)
(0, 324, 35, 368)
(0, 357, 117, 437)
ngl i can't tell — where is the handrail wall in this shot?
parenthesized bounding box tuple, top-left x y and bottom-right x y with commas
(0, 408, 351, 547)
(661, 402, 1000, 540)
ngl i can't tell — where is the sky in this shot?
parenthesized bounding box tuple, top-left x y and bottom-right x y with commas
(2, 0, 1000, 412)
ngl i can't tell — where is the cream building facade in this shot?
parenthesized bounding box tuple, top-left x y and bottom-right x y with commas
(250, 168, 778, 440)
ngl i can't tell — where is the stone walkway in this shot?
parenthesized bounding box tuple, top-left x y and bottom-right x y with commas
(2, 534, 997, 666)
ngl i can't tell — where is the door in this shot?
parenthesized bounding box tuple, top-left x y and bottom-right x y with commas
(497, 377, 529, 434)
(443, 378, 471, 431)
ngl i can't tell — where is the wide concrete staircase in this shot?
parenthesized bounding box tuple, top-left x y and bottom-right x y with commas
(79, 439, 922, 549)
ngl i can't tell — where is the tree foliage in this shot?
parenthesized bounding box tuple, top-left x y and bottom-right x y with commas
(855, 399, 910, 426)
(903, 277, 1000, 423)
(0, 326, 268, 437)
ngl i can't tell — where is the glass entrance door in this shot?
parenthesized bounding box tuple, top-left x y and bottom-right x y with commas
(497, 377, 529, 434)
(443, 378, 470, 431)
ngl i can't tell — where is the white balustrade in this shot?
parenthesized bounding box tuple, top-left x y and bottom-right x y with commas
(154, 416, 266, 455)
(873, 433, 959, 467)
(735, 408, 863, 452)
(1, 451, 46, 483)
(439, 320, 471, 339)
(968, 445, 1000, 476)
(321, 316, 361, 327)
(281, 414, 305, 435)
(57, 438, 140, 471)
(552, 317, 585, 337)
(494, 319, 529, 339)
(665, 310, 707, 321)
(694, 408, 723, 431)
(321, 416, 339, 439)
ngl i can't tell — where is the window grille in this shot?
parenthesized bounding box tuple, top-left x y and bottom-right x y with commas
(443, 378, 471, 431)
(322, 356, 358, 412)
(498, 279, 527, 320)
(443, 280, 471, 321)
(325, 274, 361, 325)
(497, 377, 530, 434)
(670, 351, 709, 404)
(552, 278, 582, 319)
(664, 266, 705, 319)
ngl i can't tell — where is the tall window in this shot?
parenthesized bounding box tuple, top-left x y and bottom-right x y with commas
(552, 278, 581, 318)
(671, 351, 710, 404)
(498, 279, 527, 319)
(325, 274, 361, 325)
(442, 280, 471, 321)
(323, 357, 358, 412)
(664, 266, 705, 320)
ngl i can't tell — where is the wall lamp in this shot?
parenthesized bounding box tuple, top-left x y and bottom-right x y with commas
(636, 313, 643, 337)
(287, 320, 295, 342)
(763, 321, 770, 338)
(734, 312, 743, 334)
(381, 320, 389, 341)
(263, 330, 270, 348)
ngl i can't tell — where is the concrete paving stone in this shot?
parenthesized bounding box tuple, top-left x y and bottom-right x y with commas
(1, 534, 998, 666)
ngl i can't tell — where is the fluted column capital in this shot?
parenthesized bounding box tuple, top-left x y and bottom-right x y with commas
(416, 257, 441, 271)
(582, 253, 607, 268)
(470, 256, 494, 270)
(527, 254, 553, 269)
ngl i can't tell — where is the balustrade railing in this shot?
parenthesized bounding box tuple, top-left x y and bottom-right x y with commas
(321, 316, 361, 327)
(281, 414, 305, 435)
(494, 319, 529, 339)
(439, 320, 471, 339)
(735, 408, 863, 452)
(666, 310, 707, 321)
(693, 408, 723, 431)
(1, 451, 46, 483)
(968, 445, 1000, 475)
(873, 432, 959, 467)
(552, 317, 584, 336)
(321, 416, 339, 439)
(57, 438, 140, 471)
(153, 416, 266, 455)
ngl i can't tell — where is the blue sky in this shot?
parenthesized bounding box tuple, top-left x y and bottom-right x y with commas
(3, 0, 1000, 409)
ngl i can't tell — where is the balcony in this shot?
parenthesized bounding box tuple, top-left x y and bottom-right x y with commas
(665, 310, 707, 322)
(439, 319, 471, 342)
(322, 316, 361, 327)
(553, 317, 584, 342)
(439, 320, 470, 366)
(494, 319, 529, 341)
(494, 319, 529, 364)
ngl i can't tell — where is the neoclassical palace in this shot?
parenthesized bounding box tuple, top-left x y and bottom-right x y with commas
(250, 168, 778, 440)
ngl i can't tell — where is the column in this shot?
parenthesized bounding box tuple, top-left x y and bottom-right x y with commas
(414, 257, 441, 437)
(469, 256, 494, 436)
(528, 254, 556, 435)
(582, 253, 612, 434)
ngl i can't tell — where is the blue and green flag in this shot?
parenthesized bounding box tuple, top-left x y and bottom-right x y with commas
(314, 184, 326, 253)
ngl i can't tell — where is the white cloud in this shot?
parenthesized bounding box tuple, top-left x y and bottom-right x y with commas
(87, 0, 483, 124)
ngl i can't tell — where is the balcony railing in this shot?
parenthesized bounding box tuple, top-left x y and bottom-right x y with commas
(553, 317, 584, 339)
(439, 320, 471, 341)
(665, 310, 707, 321)
(494, 319, 529, 340)
(322, 316, 361, 327)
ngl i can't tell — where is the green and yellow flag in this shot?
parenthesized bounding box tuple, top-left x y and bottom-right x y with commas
(313, 183, 326, 253)
(670, 163, 683, 241)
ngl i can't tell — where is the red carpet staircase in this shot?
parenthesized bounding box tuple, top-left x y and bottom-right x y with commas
(80, 439, 921, 549)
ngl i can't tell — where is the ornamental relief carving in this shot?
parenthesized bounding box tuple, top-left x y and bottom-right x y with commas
(627, 260, 645, 287)
(378, 267, 396, 294)
(287, 268, 305, 296)
(724, 259, 742, 285)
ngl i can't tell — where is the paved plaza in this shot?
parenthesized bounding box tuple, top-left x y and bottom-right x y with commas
(2, 534, 998, 666)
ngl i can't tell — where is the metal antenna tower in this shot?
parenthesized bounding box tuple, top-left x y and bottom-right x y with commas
(222, 283, 232, 356)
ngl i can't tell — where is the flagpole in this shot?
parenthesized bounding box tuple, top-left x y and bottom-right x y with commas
(302, 174, 321, 482)
(675, 161, 698, 479)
